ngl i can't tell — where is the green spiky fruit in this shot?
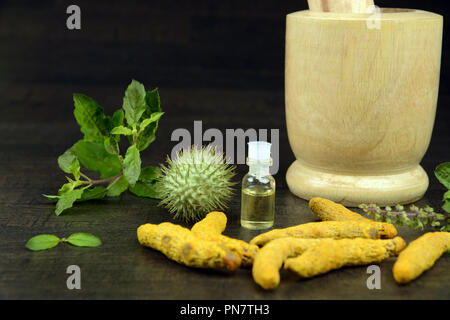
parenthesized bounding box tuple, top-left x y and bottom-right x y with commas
(157, 145, 236, 222)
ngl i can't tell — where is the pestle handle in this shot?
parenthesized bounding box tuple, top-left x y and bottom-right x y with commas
(307, 0, 375, 13)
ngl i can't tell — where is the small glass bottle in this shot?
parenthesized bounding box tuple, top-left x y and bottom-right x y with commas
(240, 141, 276, 230)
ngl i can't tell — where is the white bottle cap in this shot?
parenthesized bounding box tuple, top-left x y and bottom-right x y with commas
(248, 141, 272, 161)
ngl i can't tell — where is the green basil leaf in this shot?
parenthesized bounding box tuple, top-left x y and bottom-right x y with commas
(79, 186, 108, 202)
(109, 109, 125, 131)
(58, 183, 74, 196)
(145, 88, 162, 113)
(107, 176, 129, 197)
(123, 145, 141, 187)
(129, 180, 162, 199)
(136, 89, 162, 151)
(57, 178, 84, 196)
(26, 234, 60, 251)
(107, 109, 125, 145)
(123, 80, 147, 126)
(43, 194, 60, 202)
(435, 162, 450, 190)
(74, 141, 122, 179)
(139, 166, 161, 183)
(66, 233, 102, 247)
(58, 147, 81, 180)
(55, 189, 84, 215)
(444, 190, 450, 201)
(442, 199, 450, 214)
(111, 126, 133, 136)
(139, 112, 164, 133)
(73, 94, 109, 142)
(104, 137, 120, 155)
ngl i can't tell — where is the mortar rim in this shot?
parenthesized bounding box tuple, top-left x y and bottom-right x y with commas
(287, 9, 442, 21)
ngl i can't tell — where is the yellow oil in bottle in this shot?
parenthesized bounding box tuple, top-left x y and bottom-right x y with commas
(241, 182, 275, 230)
(240, 141, 276, 230)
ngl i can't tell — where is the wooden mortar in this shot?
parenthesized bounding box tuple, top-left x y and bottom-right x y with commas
(285, 8, 443, 206)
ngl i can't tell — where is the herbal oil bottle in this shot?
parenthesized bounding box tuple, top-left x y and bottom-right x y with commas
(241, 141, 275, 230)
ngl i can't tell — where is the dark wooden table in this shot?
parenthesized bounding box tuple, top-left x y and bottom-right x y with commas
(0, 0, 449, 300)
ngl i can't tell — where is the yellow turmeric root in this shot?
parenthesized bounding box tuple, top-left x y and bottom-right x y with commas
(137, 222, 241, 271)
(309, 197, 398, 239)
(191, 212, 259, 267)
(252, 238, 326, 290)
(191, 211, 227, 234)
(393, 232, 450, 284)
(250, 221, 385, 247)
(284, 237, 406, 279)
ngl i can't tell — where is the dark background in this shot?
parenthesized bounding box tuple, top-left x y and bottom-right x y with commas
(0, 0, 449, 300)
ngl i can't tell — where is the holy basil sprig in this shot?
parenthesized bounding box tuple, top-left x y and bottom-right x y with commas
(359, 162, 450, 232)
(359, 204, 449, 232)
(26, 233, 102, 251)
(44, 80, 164, 215)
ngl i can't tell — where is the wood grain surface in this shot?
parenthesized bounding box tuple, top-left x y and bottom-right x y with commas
(0, 0, 449, 300)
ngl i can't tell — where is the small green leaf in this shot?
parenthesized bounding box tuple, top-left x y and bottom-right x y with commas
(104, 137, 120, 155)
(66, 233, 102, 247)
(107, 176, 129, 197)
(73, 94, 110, 142)
(111, 126, 133, 136)
(136, 88, 162, 151)
(130, 165, 160, 198)
(79, 186, 108, 202)
(123, 80, 147, 126)
(435, 162, 450, 190)
(139, 166, 161, 183)
(107, 109, 125, 145)
(109, 109, 125, 132)
(74, 141, 122, 179)
(26, 235, 60, 251)
(145, 88, 161, 113)
(417, 211, 428, 219)
(123, 145, 141, 187)
(129, 180, 162, 199)
(444, 190, 450, 201)
(431, 221, 442, 227)
(58, 183, 73, 196)
(55, 189, 84, 215)
(43, 194, 60, 202)
(57, 178, 85, 196)
(442, 199, 450, 214)
(58, 148, 81, 180)
(416, 220, 424, 230)
(139, 112, 164, 133)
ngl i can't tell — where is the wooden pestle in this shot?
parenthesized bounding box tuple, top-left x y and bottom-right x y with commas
(307, 0, 375, 13)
